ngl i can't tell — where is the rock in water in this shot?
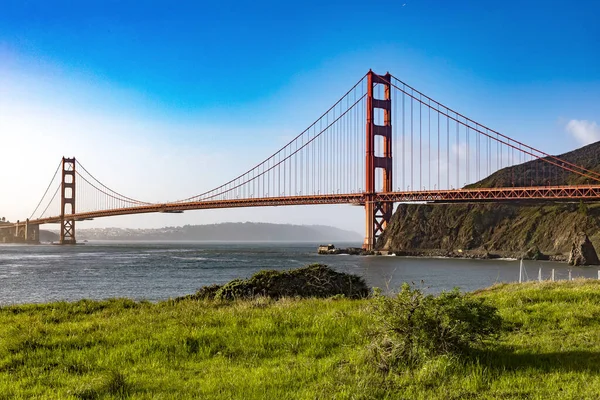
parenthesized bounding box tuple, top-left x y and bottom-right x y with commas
(522, 246, 545, 260)
(568, 233, 600, 266)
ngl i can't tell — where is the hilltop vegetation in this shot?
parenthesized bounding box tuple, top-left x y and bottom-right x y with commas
(467, 141, 600, 188)
(2, 279, 600, 398)
(378, 141, 600, 258)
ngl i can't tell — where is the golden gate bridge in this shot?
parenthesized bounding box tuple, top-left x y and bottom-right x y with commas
(3, 70, 600, 249)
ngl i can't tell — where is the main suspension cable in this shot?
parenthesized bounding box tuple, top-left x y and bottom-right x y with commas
(29, 160, 62, 220)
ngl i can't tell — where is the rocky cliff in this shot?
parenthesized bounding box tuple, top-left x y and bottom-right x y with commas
(377, 141, 600, 261)
(378, 203, 600, 258)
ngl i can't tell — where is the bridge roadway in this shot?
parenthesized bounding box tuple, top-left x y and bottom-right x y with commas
(3, 184, 599, 228)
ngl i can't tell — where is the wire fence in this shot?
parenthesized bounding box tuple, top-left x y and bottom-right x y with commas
(518, 262, 600, 283)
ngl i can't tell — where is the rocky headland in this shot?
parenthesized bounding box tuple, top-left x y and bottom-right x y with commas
(376, 141, 600, 265)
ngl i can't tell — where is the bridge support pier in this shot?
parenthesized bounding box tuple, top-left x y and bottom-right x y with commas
(0, 220, 40, 244)
(363, 70, 393, 251)
(14, 221, 21, 241)
(60, 157, 77, 245)
(26, 221, 40, 243)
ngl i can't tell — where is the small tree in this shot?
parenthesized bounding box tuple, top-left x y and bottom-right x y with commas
(579, 200, 588, 215)
(371, 283, 502, 370)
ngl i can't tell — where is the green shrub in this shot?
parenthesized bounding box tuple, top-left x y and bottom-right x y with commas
(214, 264, 369, 300)
(579, 200, 588, 215)
(216, 279, 256, 300)
(192, 284, 225, 300)
(174, 284, 222, 302)
(371, 283, 502, 371)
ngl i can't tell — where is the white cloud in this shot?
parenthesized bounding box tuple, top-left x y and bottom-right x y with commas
(565, 120, 600, 146)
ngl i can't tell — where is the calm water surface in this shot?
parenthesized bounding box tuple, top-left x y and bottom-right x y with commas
(0, 241, 596, 305)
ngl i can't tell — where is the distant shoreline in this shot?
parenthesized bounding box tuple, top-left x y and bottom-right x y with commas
(48, 222, 362, 243)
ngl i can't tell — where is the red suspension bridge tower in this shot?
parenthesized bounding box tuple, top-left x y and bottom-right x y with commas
(60, 157, 76, 244)
(364, 70, 393, 250)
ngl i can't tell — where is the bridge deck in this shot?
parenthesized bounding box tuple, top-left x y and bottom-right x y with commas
(2, 185, 597, 228)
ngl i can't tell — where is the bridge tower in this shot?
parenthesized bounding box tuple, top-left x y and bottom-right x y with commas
(60, 157, 76, 245)
(363, 70, 393, 251)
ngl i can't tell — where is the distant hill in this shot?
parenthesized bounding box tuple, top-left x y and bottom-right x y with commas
(75, 222, 362, 242)
(40, 230, 59, 243)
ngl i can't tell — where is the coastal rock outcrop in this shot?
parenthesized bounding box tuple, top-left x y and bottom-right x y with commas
(568, 233, 600, 266)
(376, 140, 600, 261)
(521, 246, 547, 261)
(377, 202, 600, 259)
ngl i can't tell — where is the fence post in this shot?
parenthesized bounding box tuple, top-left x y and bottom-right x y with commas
(519, 260, 523, 283)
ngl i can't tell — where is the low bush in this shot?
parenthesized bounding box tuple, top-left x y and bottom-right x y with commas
(185, 264, 369, 301)
(371, 283, 502, 371)
(182, 284, 222, 301)
(216, 264, 369, 300)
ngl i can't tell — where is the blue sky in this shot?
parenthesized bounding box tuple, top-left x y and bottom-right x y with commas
(1, 0, 599, 232)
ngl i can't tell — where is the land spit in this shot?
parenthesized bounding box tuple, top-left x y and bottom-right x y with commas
(317, 243, 599, 264)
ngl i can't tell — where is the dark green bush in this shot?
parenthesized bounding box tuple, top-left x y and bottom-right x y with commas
(215, 264, 369, 300)
(579, 200, 588, 215)
(371, 283, 502, 370)
(187, 284, 223, 301)
(176, 264, 369, 301)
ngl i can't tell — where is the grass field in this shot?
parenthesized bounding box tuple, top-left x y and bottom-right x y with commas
(2, 280, 600, 399)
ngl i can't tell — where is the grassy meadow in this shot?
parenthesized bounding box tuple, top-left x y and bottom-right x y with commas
(2, 280, 600, 399)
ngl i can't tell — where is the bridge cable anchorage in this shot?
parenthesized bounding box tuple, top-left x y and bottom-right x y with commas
(29, 159, 63, 220)
(383, 74, 600, 183)
(172, 73, 369, 203)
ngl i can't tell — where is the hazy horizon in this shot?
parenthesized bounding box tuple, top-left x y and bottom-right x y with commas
(38, 221, 363, 243)
(42, 221, 363, 236)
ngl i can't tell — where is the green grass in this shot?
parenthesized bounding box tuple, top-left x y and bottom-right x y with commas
(2, 280, 600, 398)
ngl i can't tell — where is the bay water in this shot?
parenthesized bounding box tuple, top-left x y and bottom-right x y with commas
(0, 241, 596, 305)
